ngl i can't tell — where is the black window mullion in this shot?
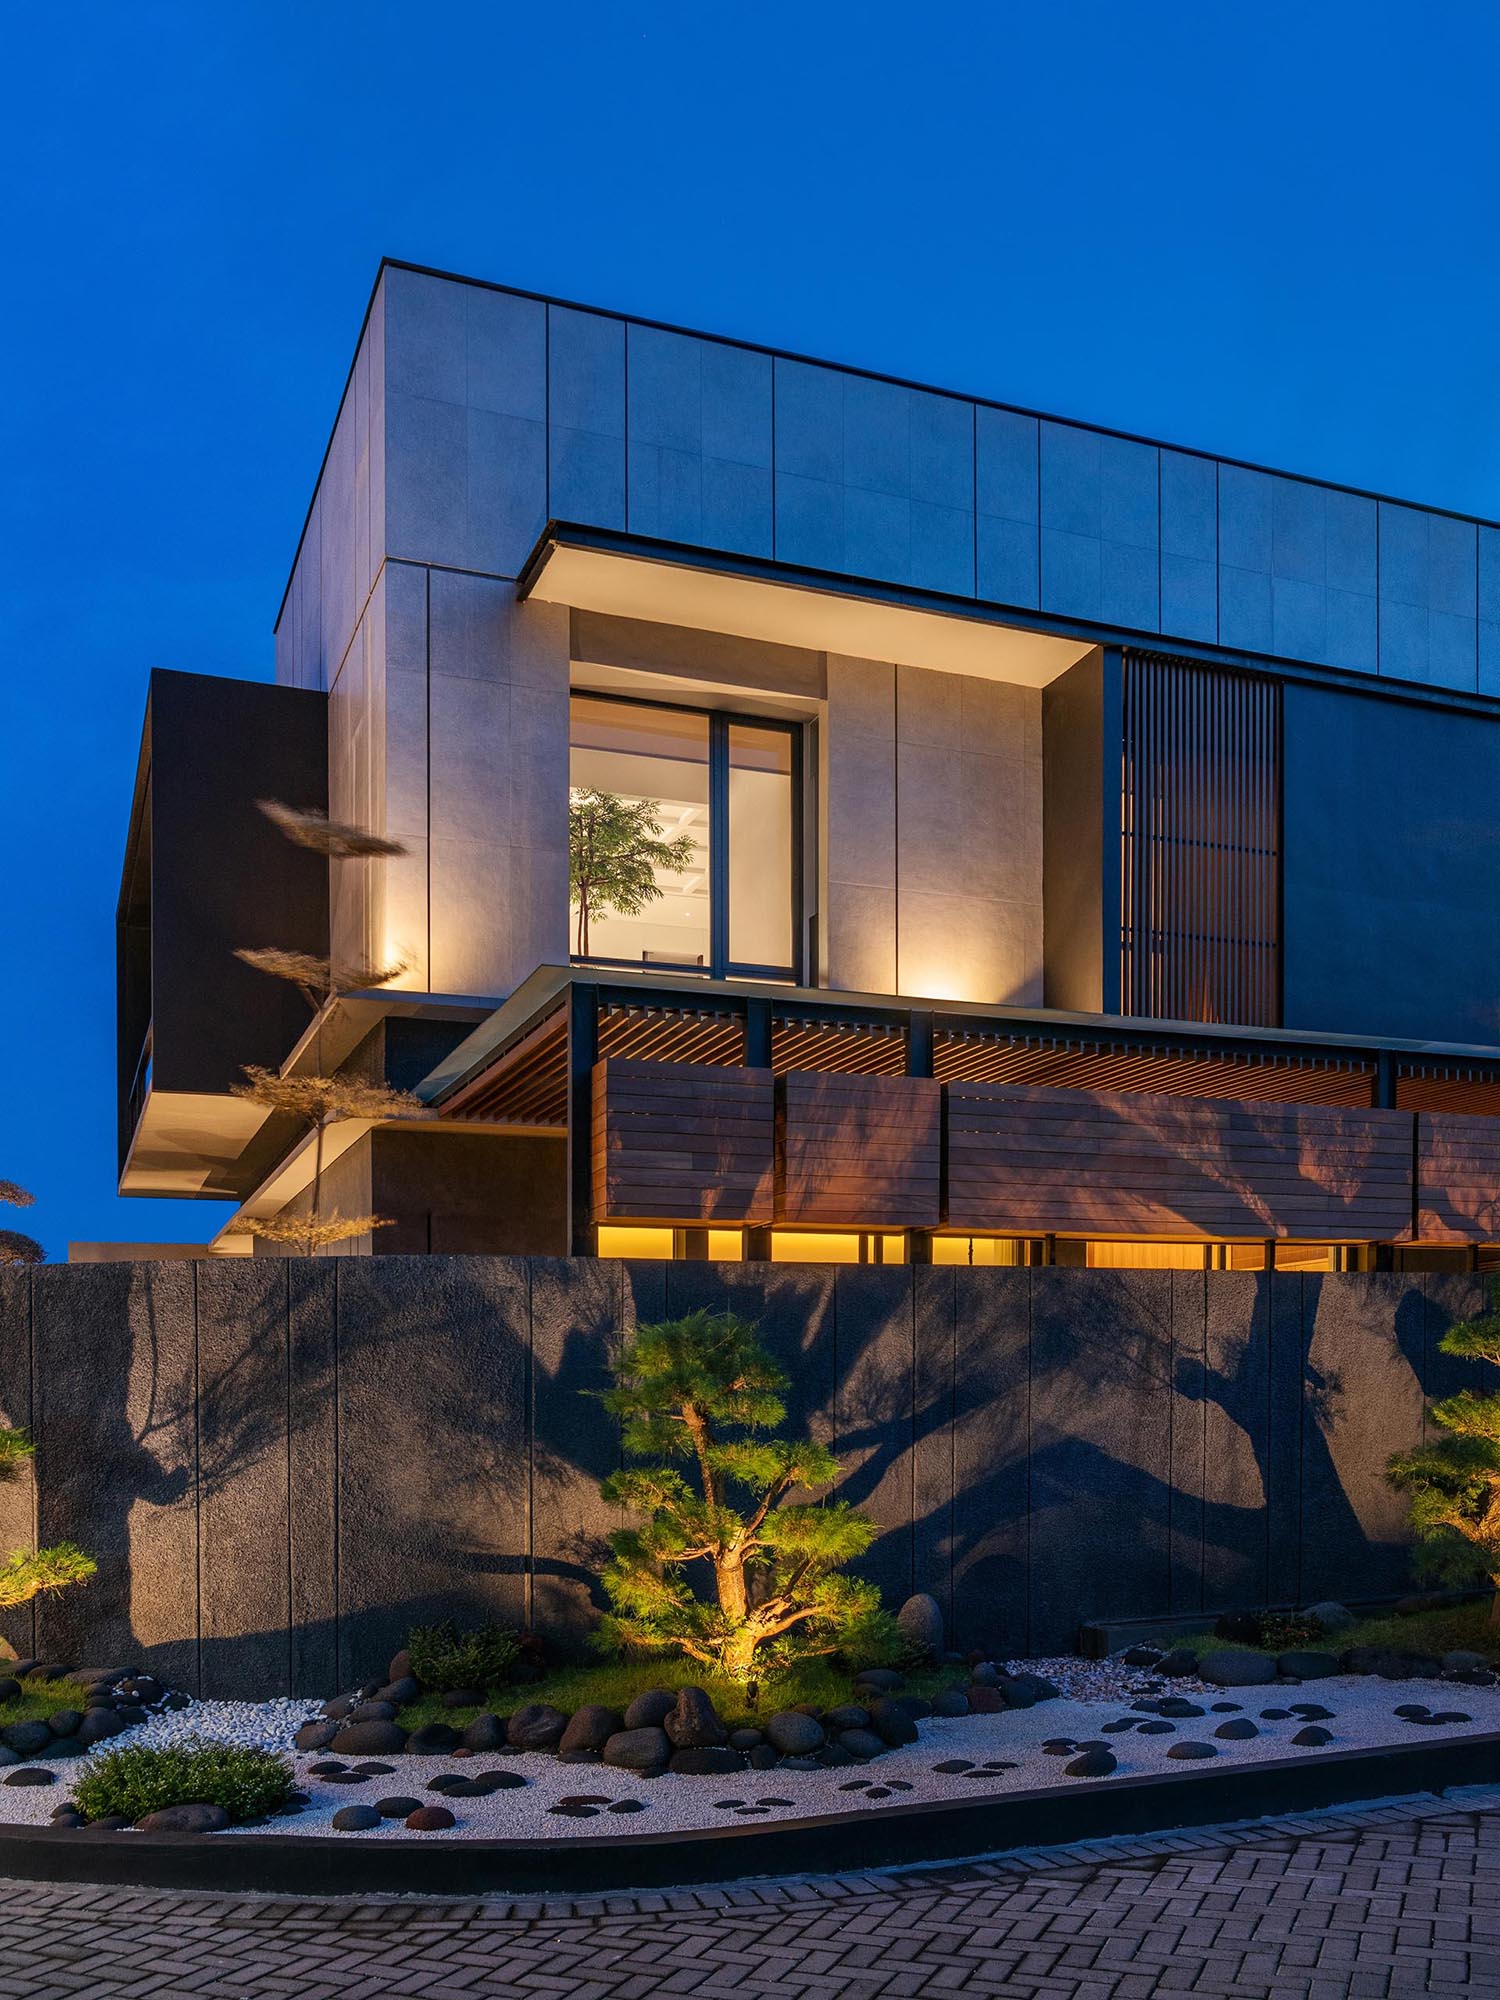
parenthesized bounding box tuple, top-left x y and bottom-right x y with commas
(708, 714, 730, 979)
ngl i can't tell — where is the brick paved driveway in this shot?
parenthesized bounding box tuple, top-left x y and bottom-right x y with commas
(4, 1788, 1499, 1999)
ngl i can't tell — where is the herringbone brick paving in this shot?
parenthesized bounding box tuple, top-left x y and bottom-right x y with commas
(4, 1787, 1500, 1999)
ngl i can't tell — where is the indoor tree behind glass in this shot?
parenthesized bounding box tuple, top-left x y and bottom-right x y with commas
(568, 788, 695, 960)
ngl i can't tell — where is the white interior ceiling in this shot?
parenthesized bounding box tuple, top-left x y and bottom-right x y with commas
(527, 544, 1095, 688)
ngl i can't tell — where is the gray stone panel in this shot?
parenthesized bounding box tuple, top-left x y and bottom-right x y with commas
(385, 390, 467, 563)
(287, 1259, 337, 1696)
(0, 1268, 33, 1660)
(1420, 1272, 1488, 1426)
(33, 1263, 198, 1687)
(1480, 524, 1500, 696)
(465, 284, 546, 420)
(976, 407, 1039, 611)
(1219, 464, 1273, 573)
(548, 308, 625, 529)
(529, 1259, 625, 1640)
(196, 1260, 291, 1698)
(950, 1269, 1029, 1655)
(832, 1267, 914, 1611)
(627, 328, 774, 556)
(333, 1257, 530, 1686)
(465, 405, 548, 576)
(911, 1266, 955, 1625)
(1040, 525, 1101, 622)
(1380, 503, 1478, 691)
(774, 359, 843, 482)
(775, 470, 844, 571)
(1299, 1275, 1426, 1603)
(1041, 423, 1100, 538)
(1028, 1271, 1173, 1652)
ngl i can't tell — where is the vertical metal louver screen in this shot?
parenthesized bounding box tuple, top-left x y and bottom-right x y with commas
(1121, 652, 1281, 1027)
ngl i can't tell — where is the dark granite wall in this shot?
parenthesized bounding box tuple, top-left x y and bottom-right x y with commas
(0, 1259, 1475, 1695)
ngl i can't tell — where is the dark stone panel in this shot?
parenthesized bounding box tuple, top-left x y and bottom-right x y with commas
(529, 1258, 625, 1643)
(618, 1258, 668, 1333)
(1168, 1272, 1206, 1616)
(287, 1259, 338, 1697)
(831, 1267, 914, 1612)
(950, 1268, 1029, 1656)
(1421, 1272, 1489, 1426)
(1299, 1276, 1426, 1604)
(0, 1267, 35, 1661)
(663, 1262, 838, 1452)
(334, 1256, 530, 1686)
(911, 1265, 955, 1629)
(32, 1262, 198, 1687)
(196, 1259, 290, 1697)
(1029, 1271, 1173, 1653)
(1201, 1274, 1275, 1612)
(1266, 1275, 1304, 1605)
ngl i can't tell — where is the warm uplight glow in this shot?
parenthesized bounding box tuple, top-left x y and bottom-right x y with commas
(931, 1235, 1031, 1266)
(706, 1228, 743, 1259)
(770, 1231, 906, 1265)
(597, 1224, 675, 1258)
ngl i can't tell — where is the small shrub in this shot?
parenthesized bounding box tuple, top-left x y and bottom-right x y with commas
(1259, 1613, 1325, 1651)
(406, 1619, 520, 1692)
(73, 1741, 292, 1825)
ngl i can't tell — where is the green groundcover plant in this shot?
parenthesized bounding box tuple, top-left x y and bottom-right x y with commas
(73, 1742, 292, 1825)
(406, 1619, 519, 1692)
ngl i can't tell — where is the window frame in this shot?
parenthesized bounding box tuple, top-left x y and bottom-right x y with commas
(568, 689, 805, 984)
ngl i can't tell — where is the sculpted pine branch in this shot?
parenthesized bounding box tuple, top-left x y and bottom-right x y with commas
(0, 1179, 42, 1264)
(0, 1427, 95, 1612)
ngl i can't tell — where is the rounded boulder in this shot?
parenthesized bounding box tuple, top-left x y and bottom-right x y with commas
(558, 1704, 623, 1763)
(137, 1803, 230, 1832)
(895, 1591, 945, 1659)
(622, 1688, 676, 1731)
(1198, 1651, 1278, 1687)
(405, 1805, 455, 1830)
(668, 1745, 743, 1775)
(866, 1698, 918, 1747)
(406, 1723, 461, 1756)
(460, 1713, 507, 1753)
(602, 1726, 671, 1772)
(765, 1711, 825, 1757)
(1276, 1651, 1341, 1680)
(294, 1720, 339, 1753)
(331, 1804, 382, 1832)
(505, 1704, 569, 1752)
(0, 1722, 52, 1757)
(329, 1720, 408, 1756)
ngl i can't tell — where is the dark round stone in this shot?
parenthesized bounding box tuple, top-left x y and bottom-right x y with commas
(621, 1689, 676, 1730)
(323, 1771, 374, 1785)
(765, 1711, 825, 1757)
(307, 1759, 348, 1775)
(929, 1690, 970, 1718)
(0, 1722, 52, 1757)
(1166, 1741, 1217, 1760)
(558, 1704, 624, 1763)
(668, 1745, 744, 1775)
(77, 1710, 126, 1746)
(1157, 1648, 1200, 1677)
(374, 1795, 423, 1817)
(4, 1767, 55, 1786)
(1260, 1708, 1293, 1720)
(1064, 1747, 1117, 1778)
(330, 1720, 409, 1756)
(663, 1687, 727, 1750)
(331, 1805, 382, 1832)
(1100, 1719, 1136, 1733)
(46, 1711, 83, 1738)
(404, 1805, 455, 1830)
(0, 1678, 21, 1704)
(505, 1704, 569, 1752)
(406, 1723, 461, 1756)
(603, 1726, 672, 1772)
(460, 1713, 507, 1753)
(46, 1739, 85, 1760)
(1292, 1725, 1333, 1745)
(608, 1798, 646, 1813)
(1137, 1720, 1176, 1735)
(321, 1694, 356, 1720)
(866, 1698, 918, 1747)
(349, 1761, 397, 1777)
(853, 1668, 905, 1693)
(748, 1745, 779, 1769)
(1209, 1702, 1241, 1713)
(350, 1700, 397, 1724)
(729, 1727, 765, 1751)
(136, 1802, 229, 1831)
(1158, 1699, 1205, 1718)
(1214, 1719, 1259, 1740)
(932, 1758, 975, 1774)
(294, 1720, 339, 1753)
(471, 1769, 527, 1789)
(375, 1677, 420, 1706)
(838, 1728, 885, 1761)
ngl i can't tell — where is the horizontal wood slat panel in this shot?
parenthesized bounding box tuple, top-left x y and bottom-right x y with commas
(593, 1058, 774, 1223)
(947, 1081, 1413, 1240)
(777, 1071, 941, 1227)
(1417, 1112, 1500, 1242)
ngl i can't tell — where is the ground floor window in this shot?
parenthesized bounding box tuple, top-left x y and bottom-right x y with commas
(768, 1231, 906, 1265)
(568, 692, 799, 979)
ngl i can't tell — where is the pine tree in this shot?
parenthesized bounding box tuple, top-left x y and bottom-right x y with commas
(0, 1427, 96, 1613)
(568, 788, 697, 960)
(1388, 1295, 1500, 1623)
(596, 1308, 895, 1680)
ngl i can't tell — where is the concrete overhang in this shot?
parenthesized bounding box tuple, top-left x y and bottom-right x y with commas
(519, 525, 1095, 688)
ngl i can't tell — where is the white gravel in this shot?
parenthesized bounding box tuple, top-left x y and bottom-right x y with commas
(120, 1697, 325, 1754)
(1, 1674, 1495, 1840)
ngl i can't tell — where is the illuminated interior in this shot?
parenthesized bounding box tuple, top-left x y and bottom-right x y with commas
(568, 693, 796, 977)
(769, 1232, 907, 1265)
(595, 1225, 746, 1259)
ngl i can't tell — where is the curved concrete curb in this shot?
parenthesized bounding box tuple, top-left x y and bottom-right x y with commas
(2, 1731, 1499, 1894)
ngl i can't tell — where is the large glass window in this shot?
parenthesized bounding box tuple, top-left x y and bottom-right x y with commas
(569, 694, 799, 979)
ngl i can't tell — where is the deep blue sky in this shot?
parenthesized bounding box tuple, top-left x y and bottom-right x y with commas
(4, 1, 1499, 1257)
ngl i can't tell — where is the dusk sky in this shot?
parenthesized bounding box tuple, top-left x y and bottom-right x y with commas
(5, 0, 1499, 1257)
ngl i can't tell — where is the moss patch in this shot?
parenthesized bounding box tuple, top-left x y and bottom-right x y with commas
(0, 1673, 93, 1725)
(398, 1657, 969, 1734)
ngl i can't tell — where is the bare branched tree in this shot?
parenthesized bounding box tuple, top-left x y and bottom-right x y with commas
(229, 1069, 425, 1257)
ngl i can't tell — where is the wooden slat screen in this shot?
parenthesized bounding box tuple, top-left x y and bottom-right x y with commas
(592, 1057, 774, 1223)
(777, 1071, 941, 1228)
(946, 1081, 1412, 1240)
(1416, 1112, 1500, 1242)
(1121, 652, 1281, 1027)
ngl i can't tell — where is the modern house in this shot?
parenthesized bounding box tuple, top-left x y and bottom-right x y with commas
(110, 259, 1500, 1272)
